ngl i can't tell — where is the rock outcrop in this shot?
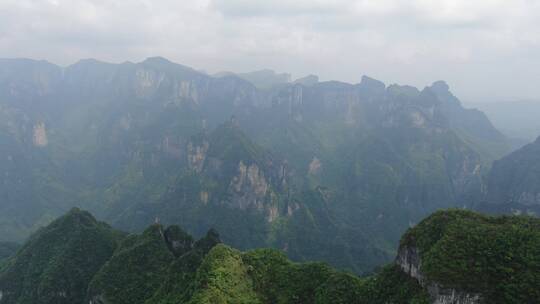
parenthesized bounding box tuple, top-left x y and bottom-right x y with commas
(396, 244, 482, 304)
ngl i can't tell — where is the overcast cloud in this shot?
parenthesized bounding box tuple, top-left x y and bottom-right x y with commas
(1, 0, 540, 102)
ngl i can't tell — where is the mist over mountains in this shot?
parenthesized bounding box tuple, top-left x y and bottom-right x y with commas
(0, 56, 528, 274)
(467, 100, 540, 144)
(0, 55, 540, 304)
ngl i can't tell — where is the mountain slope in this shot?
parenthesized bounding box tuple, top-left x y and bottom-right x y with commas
(397, 209, 540, 303)
(3, 209, 537, 304)
(0, 208, 122, 304)
(0, 209, 424, 303)
(480, 136, 540, 215)
(0, 57, 510, 274)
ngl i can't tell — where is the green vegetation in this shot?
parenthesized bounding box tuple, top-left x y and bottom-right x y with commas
(0, 208, 122, 304)
(401, 209, 540, 303)
(4, 209, 537, 304)
(87, 224, 176, 304)
(187, 245, 260, 304)
(0, 57, 516, 279)
(359, 265, 430, 304)
(0, 208, 429, 304)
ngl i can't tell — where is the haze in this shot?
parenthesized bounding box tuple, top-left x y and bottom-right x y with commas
(1, 0, 540, 102)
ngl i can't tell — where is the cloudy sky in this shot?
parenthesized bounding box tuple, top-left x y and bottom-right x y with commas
(1, 0, 540, 102)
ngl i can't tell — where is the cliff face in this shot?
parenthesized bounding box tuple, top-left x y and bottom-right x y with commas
(396, 209, 540, 304)
(396, 245, 482, 304)
(0, 57, 509, 274)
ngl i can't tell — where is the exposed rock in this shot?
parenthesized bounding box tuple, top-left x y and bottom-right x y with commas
(267, 205, 279, 223)
(88, 294, 106, 304)
(287, 202, 300, 216)
(163, 225, 194, 257)
(410, 110, 427, 128)
(397, 245, 483, 304)
(230, 161, 268, 197)
(227, 161, 275, 217)
(396, 245, 423, 282)
(176, 80, 199, 104)
(308, 157, 322, 175)
(200, 191, 209, 205)
(428, 285, 482, 304)
(32, 122, 48, 147)
(135, 68, 165, 98)
(187, 141, 209, 173)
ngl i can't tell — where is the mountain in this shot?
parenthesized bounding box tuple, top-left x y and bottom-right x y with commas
(0, 208, 122, 304)
(2, 208, 538, 304)
(0, 242, 18, 263)
(467, 100, 540, 143)
(293, 74, 319, 86)
(479, 136, 540, 215)
(87, 225, 221, 304)
(0, 57, 510, 273)
(0, 209, 417, 304)
(215, 69, 291, 89)
(103, 121, 390, 274)
(397, 209, 540, 303)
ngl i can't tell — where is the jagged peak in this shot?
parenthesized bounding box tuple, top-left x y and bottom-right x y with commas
(142, 56, 172, 64)
(139, 56, 201, 75)
(194, 228, 221, 253)
(293, 74, 319, 86)
(142, 223, 165, 236)
(164, 225, 194, 257)
(55, 207, 100, 227)
(429, 80, 450, 94)
(387, 84, 421, 98)
(358, 75, 386, 93)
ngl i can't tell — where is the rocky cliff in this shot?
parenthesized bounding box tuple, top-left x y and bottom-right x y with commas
(396, 209, 540, 304)
(397, 244, 482, 304)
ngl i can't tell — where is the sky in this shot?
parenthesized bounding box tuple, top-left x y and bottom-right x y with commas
(1, 0, 540, 102)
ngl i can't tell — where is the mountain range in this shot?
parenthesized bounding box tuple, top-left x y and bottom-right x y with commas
(0, 56, 530, 276)
(1, 208, 538, 304)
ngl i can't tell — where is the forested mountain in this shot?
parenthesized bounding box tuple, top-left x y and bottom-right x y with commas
(0, 57, 511, 273)
(478, 136, 540, 215)
(0, 208, 122, 304)
(1, 208, 538, 304)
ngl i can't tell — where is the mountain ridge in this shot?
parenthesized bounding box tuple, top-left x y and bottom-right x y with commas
(0, 56, 511, 274)
(2, 208, 538, 304)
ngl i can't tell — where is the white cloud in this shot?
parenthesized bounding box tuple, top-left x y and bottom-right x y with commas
(0, 0, 540, 101)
